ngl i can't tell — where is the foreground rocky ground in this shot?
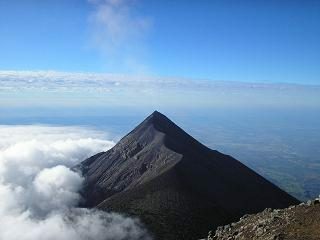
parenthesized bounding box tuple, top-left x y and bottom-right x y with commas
(205, 198, 320, 240)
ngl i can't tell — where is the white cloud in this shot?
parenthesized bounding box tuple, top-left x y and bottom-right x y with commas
(0, 125, 151, 240)
(89, 0, 150, 49)
(88, 0, 151, 72)
(33, 166, 83, 214)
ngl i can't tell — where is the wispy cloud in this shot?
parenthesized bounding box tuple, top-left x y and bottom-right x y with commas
(88, 0, 151, 73)
(0, 125, 151, 240)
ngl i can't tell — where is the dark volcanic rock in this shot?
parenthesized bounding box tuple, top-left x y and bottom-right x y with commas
(78, 111, 299, 240)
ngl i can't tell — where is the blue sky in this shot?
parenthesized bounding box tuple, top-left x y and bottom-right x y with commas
(0, 0, 319, 84)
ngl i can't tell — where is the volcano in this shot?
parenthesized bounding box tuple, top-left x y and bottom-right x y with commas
(78, 111, 299, 240)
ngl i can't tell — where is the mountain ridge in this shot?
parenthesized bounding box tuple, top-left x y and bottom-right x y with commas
(78, 111, 299, 240)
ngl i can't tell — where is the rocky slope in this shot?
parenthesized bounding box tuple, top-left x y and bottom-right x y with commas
(206, 198, 320, 240)
(78, 111, 299, 240)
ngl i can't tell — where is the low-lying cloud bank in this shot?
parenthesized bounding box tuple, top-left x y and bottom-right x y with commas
(1, 70, 319, 91)
(2, 70, 320, 109)
(0, 125, 152, 240)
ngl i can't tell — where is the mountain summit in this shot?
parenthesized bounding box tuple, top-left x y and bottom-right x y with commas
(78, 111, 299, 240)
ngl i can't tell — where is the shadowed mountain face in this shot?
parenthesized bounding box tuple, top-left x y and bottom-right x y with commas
(78, 111, 299, 240)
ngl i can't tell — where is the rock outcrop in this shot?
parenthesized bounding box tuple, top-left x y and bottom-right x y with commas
(207, 198, 320, 240)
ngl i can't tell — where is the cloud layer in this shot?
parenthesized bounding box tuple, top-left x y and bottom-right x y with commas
(1, 70, 318, 91)
(0, 125, 151, 240)
(1, 70, 320, 108)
